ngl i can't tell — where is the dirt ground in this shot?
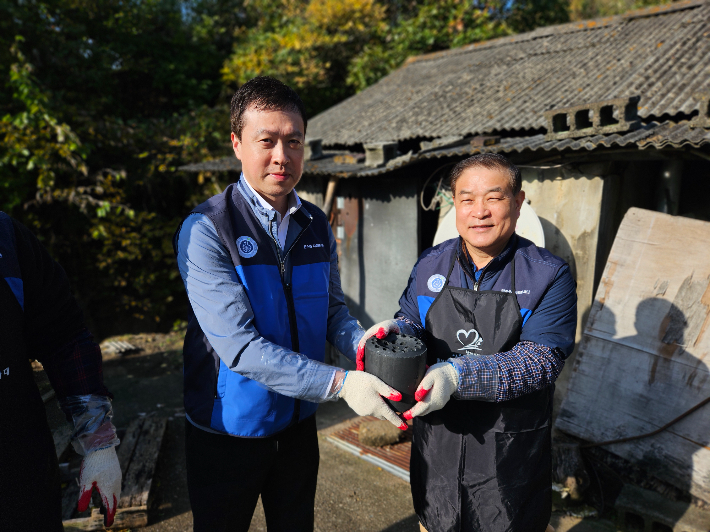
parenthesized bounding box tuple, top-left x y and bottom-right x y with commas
(41, 332, 615, 532)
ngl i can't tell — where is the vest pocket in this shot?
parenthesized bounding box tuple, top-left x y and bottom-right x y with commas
(293, 291, 329, 360)
(215, 361, 275, 421)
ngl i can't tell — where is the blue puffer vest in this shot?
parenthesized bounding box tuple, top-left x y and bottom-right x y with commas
(175, 184, 331, 437)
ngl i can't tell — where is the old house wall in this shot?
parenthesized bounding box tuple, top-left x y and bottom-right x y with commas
(520, 163, 618, 414)
(337, 176, 420, 326)
(295, 175, 326, 209)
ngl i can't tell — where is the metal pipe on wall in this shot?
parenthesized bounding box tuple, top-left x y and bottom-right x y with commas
(656, 160, 683, 215)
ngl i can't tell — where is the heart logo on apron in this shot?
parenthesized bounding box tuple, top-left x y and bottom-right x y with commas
(456, 328, 483, 351)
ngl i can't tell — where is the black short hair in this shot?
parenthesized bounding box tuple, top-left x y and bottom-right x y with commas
(230, 77, 307, 140)
(449, 153, 522, 196)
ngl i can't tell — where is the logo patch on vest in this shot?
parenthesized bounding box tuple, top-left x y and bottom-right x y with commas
(456, 328, 483, 352)
(236, 236, 258, 258)
(427, 274, 446, 293)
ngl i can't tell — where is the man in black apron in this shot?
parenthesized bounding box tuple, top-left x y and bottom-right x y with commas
(389, 154, 577, 532)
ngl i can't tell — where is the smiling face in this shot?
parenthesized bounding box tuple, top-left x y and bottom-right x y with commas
(453, 165, 525, 267)
(232, 106, 305, 214)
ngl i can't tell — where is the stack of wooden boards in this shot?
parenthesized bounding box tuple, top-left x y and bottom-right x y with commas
(557, 207, 710, 505)
(55, 416, 167, 531)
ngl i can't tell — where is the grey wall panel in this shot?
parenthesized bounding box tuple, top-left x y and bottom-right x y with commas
(336, 177, 419, 330)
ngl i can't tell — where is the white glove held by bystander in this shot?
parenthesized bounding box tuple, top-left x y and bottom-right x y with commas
(78, 446, 122, 527)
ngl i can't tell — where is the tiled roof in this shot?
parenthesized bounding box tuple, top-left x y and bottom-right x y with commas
(307, 0, 710, 146)
(179, 121, 710, 176)
(416, 121, 710, 160)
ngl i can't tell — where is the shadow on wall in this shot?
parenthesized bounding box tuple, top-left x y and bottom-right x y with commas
(568, 298, 708, 531)
(537, 216, 577, 283)
(537, 216, 578, 418)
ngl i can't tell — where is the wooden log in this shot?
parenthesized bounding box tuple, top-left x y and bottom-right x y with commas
(63, 506, 149, 531)
(62, 508, 104, 531)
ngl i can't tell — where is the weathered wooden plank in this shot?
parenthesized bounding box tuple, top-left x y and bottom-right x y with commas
(62, 506, 148, 531)
(118, 416, 167, 509)
(116, 417, 145, 477)
(110, 506, 148, 529)
(62, 508, 103, 531)
(54, 424, 73, 461)
(557, 208, 710, 503)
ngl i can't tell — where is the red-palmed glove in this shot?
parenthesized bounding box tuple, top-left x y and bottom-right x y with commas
(403, 362, 459, 420)
(338, 371, 408, 430)
(77, 446, 122, 526)
(356, 320, 401, 371)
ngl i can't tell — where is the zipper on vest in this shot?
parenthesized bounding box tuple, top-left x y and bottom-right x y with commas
(267, 231, 297, 345)
(473, 265, 489, 291)
(268, 222, 306, 426)
(461, 257, 483, 291)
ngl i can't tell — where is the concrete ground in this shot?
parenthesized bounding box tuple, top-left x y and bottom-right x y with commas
(44, 333, 616, 531)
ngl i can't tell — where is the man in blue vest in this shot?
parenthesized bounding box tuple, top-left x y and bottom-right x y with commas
(360, 154, 577, 532)
(175, 76, 405, 532)
(0, 213, 121, 531)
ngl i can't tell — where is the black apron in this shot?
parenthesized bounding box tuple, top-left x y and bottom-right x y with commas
(411, 245, 552, 532)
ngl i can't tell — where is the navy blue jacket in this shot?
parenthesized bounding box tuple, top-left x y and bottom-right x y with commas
(395, 235, 577, 401)
(397, 234, 576, 356)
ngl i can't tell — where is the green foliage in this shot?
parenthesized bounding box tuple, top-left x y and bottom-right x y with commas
(0, 0, 235, 335)
(347, 0, 510, 93)
(221, 0, 557, 114)
(0, 0, 234, 120)
(568, 0, 673, 20)
(222, 0, 388, 114)
(1, 37, 88, 212)
(0, 0, 604, 335)
(505, 0, 570, 33)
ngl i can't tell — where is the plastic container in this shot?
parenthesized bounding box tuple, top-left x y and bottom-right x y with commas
(364, 333, 427, 411)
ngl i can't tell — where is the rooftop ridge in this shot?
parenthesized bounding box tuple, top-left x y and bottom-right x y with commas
(403, 0, 707, 67)
(308, 0, 710, 146)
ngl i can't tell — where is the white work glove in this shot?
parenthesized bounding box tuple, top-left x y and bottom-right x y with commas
(338, 370, 408, 430)
(403, 362, 459, 420)
(77, 446, 122, 527)
(356, 319, 401, 371)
